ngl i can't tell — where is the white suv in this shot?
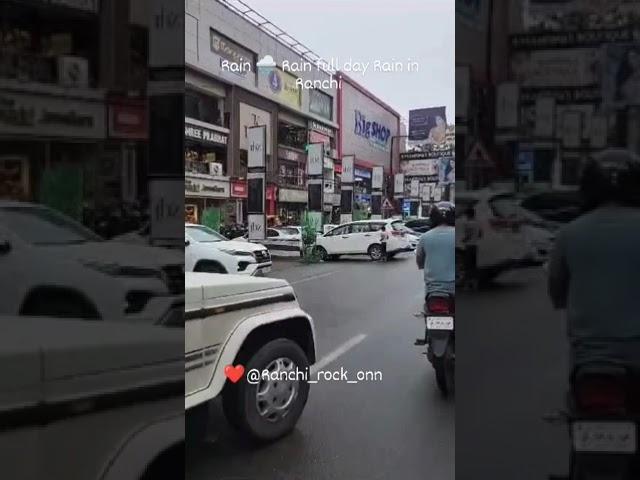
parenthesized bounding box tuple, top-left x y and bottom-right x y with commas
(185, 272, 315, 442)
(0, 202, 183, 325)
(314, 219, 412, 261)
(185, 224, 272, 276)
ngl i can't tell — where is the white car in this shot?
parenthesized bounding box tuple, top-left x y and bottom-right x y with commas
(185, 272, 315, 442)
(185, 223, 272, 275)
(1, 316, 183, 480)
(314, 219, 412, 261)
(236, 227, 303, 257)
(0, 202, 183, 325)
(455, 189, 553, 282)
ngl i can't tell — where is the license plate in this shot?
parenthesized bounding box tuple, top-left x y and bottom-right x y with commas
(572, 421, 637, 453)
(261, 266, 271, 274)
(426, 316, 454, 330)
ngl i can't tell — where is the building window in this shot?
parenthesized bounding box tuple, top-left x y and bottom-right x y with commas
(185, 90, 224, 126)
(278, 161, 305, 188)
(278, 122, 307, 150)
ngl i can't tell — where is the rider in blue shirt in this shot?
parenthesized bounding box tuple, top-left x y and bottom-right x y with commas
(416, 204, 456, 296)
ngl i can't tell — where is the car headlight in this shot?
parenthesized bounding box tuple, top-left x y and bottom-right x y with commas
(219, 249, 254, 257)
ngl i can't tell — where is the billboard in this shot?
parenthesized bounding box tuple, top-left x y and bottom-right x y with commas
(408, 107, 447, 142)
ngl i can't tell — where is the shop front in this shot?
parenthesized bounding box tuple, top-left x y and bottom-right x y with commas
(277, 187, 307, 226)
(353, 166, 373, 218)
(185, 174, 230, 228)
(230, 178, 248, 224)
(185, 118, 229, 176)
(0, 88, 106, 225)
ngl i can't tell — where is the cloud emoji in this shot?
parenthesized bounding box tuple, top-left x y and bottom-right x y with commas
(257, 55, 276, 68)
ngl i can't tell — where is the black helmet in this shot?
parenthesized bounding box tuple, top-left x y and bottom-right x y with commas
(429, 202, 455, 226)
(580, 149, 640, 210)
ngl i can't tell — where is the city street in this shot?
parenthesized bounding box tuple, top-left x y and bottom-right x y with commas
(186, 254, 455, 480)
(457, 267, 571, 480)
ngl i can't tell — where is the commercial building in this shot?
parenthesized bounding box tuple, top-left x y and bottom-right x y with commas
(337, 72, 402, 217)
(185, 0, 339, 227)
(0, 0, 149, 235)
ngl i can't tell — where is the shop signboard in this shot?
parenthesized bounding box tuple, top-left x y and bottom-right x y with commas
(438, 157, 455, 185)
(240, 103, 271, 155)
(394, 173, 405, 196)
(510, 27, 640, 50)
(231, 180, 248, 198)
(410, 179, 420, 198)
(185, 175, 230, 198)
(50, 0, 100, 12)
(524, 0, 640, 31)
(247, 125, 266, 168)
(259, 67, 302, 110)
(150, 0, 183, 69)
(408, 107, 447, 142)
(354, 167, 372, 179)
(0, 91, 105, 139)
(185, 120, 228, 146)
(278, 188, 307, 204)
(400, 158, 439, 177)
(308, 120, 334, 137)
(372, 166, 384, 190)
(306, 143, 324, 177)
(510, 49, 600, 88)
(342, 155, 355, 183)
(210, 28, 256, 78)
(309, 89, 333, 120)
(354, 109, 392, 151)
(110, 103, 147, 140)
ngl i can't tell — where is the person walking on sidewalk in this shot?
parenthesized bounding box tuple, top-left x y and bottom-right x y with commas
(461, 206, 482, 289)
(379, 224, 389, 262)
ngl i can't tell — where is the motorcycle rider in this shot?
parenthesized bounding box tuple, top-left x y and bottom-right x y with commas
(416, 203, 456, 297)
(548, 148, 640, 372)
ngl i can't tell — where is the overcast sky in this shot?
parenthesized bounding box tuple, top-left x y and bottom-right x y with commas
(242, 0, 455, 125)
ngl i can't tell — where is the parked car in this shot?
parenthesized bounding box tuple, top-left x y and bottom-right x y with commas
(0, 202, 184, 325)
(185, 272, 316, 442)
(455, 189, 550, 284)
(235, 227, 303, 257)
(520, 190, 583, 224)
(185, 224, 272, 275)
(404, 218, 432, 234)
(1, 316, 183, 479)
(314, 219, 412, 261)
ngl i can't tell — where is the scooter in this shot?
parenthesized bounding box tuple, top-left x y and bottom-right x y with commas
(415, 292, 455, 396)
(546, 363, 639, 479)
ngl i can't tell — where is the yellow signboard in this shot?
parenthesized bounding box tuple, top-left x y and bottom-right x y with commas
(259, 67, 301, 110)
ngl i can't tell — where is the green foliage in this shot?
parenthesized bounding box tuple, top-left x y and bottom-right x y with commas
(202, 207, 221, 231)
(301, 210, 320, 263)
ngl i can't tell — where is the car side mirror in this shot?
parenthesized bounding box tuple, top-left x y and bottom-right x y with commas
(185, 239, 190, 247)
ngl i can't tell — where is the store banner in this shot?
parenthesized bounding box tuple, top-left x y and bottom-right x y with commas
(259, 67, 302, 110)
(400, 158, 439, 177)
(240, 103, 271, 154)
(279, 188, 308, 203)
(210, 29, 256, 78)
(109, 103, 147, 140)
(307, 143, 324, 177)
(247, 125, 266, 168)
(231, 180, 248, 198)
(185, 175, 230, 198)
(372, 166, 384, 190)
(185, 120, 228, 146)
(309, 89, 333, 120)
(496, 83, 520, 129)
(534, 97, 555, 138)
(354, 167, 371, 179)
(524, 0, 639, 30)
(150, 0, 183, 69)
(394, 173, 405, 196)
(410, 179, 420, 198)
(439, 157, 455, 185)
(342, 155, 355, 183)
(247, 171, 266, 241)
(409, 107, 447, 142)
(510, 49, 599, 88)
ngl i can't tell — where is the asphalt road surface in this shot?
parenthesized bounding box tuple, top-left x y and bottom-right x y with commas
(457, 267, 570, 480)
(186, 254, 455, 480)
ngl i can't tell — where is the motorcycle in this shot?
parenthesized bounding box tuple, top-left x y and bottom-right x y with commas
(415, 292, 455, 396)
(546, 363, 639, 479)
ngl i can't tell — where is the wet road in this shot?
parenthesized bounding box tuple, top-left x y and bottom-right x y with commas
(457, 267, 570, 480)
(186, 254, 455, 480)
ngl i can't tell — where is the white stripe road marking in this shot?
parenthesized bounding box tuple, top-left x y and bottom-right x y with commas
(291, 270, 342, 285)
(310, 333, 367, 375)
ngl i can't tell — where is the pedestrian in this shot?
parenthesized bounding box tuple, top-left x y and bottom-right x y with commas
(461, 206, 482, 290)
(379, 224, 389, 262)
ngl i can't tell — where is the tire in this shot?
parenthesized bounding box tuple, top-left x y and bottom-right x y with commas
(222, 338, 310, 443)
(368, 244, 383, 261)
(21, 292, 98, 319)
(194, 261, 226, 274)
(328, 254, 340, 261)
(313, 246, 328, 261)
(433, 345, 455, 397)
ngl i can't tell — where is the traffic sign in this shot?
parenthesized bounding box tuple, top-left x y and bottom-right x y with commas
(382, 198, 394, 209)
(467, 140, 492, 167)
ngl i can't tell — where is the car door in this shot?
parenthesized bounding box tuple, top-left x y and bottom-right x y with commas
(321, 225, 350, 254)
(185, 231, 196, 271)
(349, 223, 374, 253)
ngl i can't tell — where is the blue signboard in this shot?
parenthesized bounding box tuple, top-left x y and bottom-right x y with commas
(354, 110, 391, 149)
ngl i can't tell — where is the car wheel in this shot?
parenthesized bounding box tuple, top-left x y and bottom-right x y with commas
(222, 338, 310, 443)
(313, 246, 328, 261)
(328, 254, 340, 261)
(194, 261, 226, 274)
(368, 244, 383, 261)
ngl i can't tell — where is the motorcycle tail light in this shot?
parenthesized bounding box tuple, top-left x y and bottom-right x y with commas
(427, 296, 453, 315)
(575, 378, 628, 415)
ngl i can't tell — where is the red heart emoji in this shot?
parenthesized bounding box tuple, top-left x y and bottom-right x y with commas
(224, 364, 245, 383)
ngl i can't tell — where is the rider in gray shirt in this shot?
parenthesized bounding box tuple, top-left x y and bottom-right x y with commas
(548, 149, 640, 370)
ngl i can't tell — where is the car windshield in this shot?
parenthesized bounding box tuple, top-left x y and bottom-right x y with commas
(280, 227, 300, 235)
(186, 225, 227, 242)
(0, 206, 102, 245)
